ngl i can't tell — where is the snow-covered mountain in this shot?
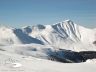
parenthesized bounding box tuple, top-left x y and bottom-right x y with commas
(0, 20, 96, 51)
(0, 20, 96, 63)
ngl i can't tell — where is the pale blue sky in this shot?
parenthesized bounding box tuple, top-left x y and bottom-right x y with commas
(0, 0, 96, 28)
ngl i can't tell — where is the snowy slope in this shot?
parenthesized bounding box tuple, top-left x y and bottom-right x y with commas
(0, 50, 96, 72)
(0, 26, 21, 45)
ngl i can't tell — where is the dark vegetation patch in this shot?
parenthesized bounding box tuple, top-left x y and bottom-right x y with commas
(48, 49, 96, 63)
(79, 51, 96, 60)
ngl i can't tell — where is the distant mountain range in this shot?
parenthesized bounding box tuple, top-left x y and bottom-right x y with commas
(0, 20, 96, 51)
(0, 20, 96, 63)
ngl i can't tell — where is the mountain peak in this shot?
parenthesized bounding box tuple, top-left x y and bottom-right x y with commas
(63, 19, 74, 25)
(63, 19, 73, 22)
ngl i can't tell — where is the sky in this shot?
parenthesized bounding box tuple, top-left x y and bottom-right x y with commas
(0, 0, 96, 28)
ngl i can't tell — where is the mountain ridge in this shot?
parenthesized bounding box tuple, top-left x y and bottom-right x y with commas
(0, 20, 96, 51)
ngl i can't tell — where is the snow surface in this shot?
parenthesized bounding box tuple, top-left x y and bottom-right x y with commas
(0, 50, 96, 72)
(0, 20, 96, 72)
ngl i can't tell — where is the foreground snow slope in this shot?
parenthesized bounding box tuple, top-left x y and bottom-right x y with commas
(0, 50, 96, 72)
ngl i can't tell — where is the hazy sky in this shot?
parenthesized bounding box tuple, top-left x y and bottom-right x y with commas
(0, 0, 96, 28)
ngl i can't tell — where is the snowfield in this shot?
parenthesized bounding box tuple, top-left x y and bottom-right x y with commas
(0, 20, 96, 72)
(0, 50, 96, 72)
